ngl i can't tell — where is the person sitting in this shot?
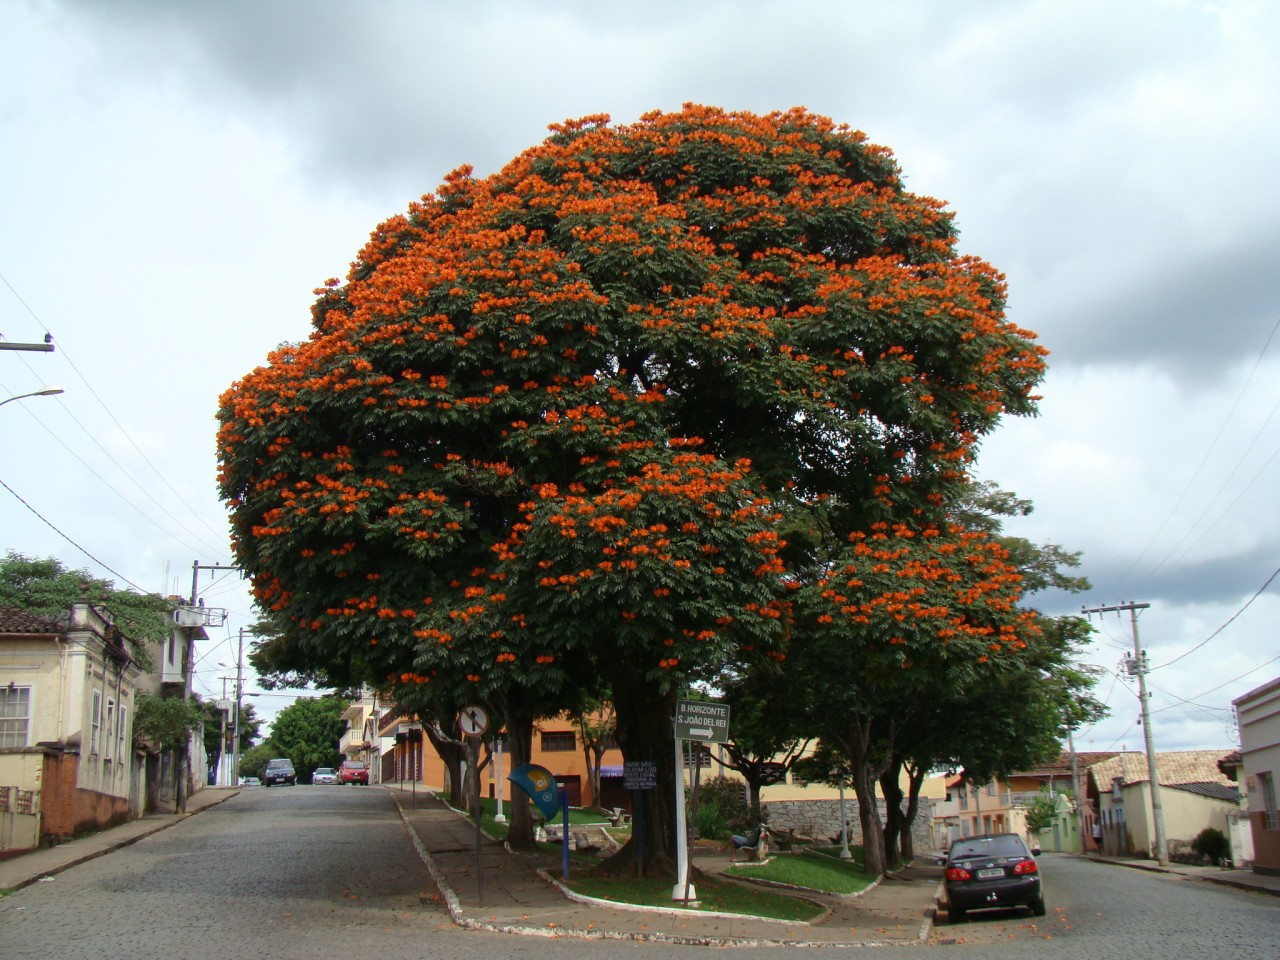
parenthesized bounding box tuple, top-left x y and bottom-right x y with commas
(730, 823, 767, 857)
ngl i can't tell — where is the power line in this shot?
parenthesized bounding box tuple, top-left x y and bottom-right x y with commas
(1119, 315, 1280, 589)
(1149, 650, 1280, 713)
(1, 272, 232, 552)
(1149, 563, 1280, 672)
(0, 475, 150, 594)
(0, 383, 231, 560)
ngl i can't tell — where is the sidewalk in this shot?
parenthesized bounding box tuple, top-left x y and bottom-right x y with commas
(1082, 851, 1280, 897)
(390, 786, 941, 947)
(0, 786, 237, 894)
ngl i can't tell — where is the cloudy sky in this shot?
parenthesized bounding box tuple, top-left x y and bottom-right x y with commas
(2, 0, 1276, 752)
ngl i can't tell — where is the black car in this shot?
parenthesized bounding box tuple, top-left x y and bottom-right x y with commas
(262, 758, 296, 786)
(944, 833, 1045, 922)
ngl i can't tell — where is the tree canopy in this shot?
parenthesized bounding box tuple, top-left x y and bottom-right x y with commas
(217, 105, 1046, 871)
(266, 695, 349, 780)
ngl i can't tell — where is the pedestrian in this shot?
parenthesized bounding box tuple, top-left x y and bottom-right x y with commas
(731, 821, 764, 851)
(1092, 819, 1102, 855)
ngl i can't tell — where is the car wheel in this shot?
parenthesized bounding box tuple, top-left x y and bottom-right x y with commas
(949, 905, 965, 923)
(1030, 896, 1046, 917)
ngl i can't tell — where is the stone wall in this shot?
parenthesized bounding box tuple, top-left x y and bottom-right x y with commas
(763, 796, 934, 853)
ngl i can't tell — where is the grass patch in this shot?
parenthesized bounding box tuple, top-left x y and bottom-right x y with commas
(730, 849, 875, 896)
(805, 843, 865, 861)
(567, 874, 825, 922)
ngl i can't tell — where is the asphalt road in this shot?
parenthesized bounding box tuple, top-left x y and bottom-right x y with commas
(1, 789, 1275, 960)
(920, 851, 1280, 959)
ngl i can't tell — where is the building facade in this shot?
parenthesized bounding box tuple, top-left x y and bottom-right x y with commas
(1, 602, 142, 852)
(1234, 676, 1280, 875)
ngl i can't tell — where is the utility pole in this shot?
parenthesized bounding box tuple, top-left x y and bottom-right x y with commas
(231, 628, 248, 788)
(1083, 601, 1168, 865)
(173, 561, 237, 811)
(1069, 732, 1084, 853)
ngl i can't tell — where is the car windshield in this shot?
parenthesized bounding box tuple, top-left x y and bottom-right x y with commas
(315, 768, 334, 774)
(949, 836, 1029, 861)
(344, 762, 366, 770)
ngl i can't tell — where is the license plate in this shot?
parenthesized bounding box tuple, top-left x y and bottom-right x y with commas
(977, 868, 1004, 878)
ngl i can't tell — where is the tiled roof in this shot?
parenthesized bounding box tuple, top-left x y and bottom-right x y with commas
(1088, 750, 1236, 789)
(1168, 781, 1239, 802)
(1013, 751, 1120, 778)
(0, 605, 59, 635)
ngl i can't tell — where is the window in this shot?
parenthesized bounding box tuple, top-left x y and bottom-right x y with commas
(91, 690, 102, 754)
(541, 731, 576, 752)
(0, 686, 31, 748)
(105, 699, 115, 760)
(1260, 772, 1278, 830)
(118, 705, 128, 747)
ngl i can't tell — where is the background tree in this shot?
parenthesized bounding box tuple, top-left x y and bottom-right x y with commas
(134, 693, 203, 751)
(878, 484, 1106, 864)
(200, 698, 262, 782)
(267, 695, 349, 781)
(573, 697, 617, 813)
(1023, 790, 1062, 836)
(0, 551, 169, 668)
(238, 742, 276, 780)
(218, 105, 1045, 874)
(714, 663, 812, 821)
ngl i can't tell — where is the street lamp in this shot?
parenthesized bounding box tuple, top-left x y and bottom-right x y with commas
(0, 385, 64, 408)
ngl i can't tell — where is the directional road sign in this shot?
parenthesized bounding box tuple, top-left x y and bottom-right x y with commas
(674, 698, 730, 744)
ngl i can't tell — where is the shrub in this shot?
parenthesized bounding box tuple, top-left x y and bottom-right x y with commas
(1191, 827, 1230, 865)
(693, 776, 750, 840)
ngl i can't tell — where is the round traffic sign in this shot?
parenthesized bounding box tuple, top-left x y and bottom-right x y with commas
(459, 704, 489, 736)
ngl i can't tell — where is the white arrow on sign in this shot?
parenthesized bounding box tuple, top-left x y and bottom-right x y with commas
(689, 727, 712, 739)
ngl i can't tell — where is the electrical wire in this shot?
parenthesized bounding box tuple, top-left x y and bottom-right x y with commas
(1149, 564, 1280, 672)
(1, 272, 233, 553)
(1148, 651, 1280, 715)
(0, 476, 151, 594)
(1118, 315, 1280, 590)
(0, 371, 231, 559)
(0, 386, 231, 561)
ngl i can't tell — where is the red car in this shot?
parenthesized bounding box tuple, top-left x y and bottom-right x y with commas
(338, 760, 369, 785)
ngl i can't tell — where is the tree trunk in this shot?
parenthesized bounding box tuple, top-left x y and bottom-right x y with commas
(502, 693, 537, 852)
(423, 722, 465, 807)
(850, 757, 885, 876)
(879, 760, 905, 871)
(899, 762, 925, 862)
(842, 716, 888, 877)
(596, 672, 679, 877)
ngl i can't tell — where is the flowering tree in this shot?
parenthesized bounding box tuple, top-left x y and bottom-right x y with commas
(218, 105, 1045, 873)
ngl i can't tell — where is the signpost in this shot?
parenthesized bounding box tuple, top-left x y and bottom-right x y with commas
(674, 699, 730, 743)
(624, 761, 658, 876)
(459, 705, 489, 905)
(671, 699, 730, 902)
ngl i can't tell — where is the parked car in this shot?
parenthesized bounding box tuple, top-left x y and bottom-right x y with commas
(262, 758, 297, 787)
(238, 776, 261, 786)
(311, 767, 339, 785)
(338, 759, 369, 785)
(944, 833, 1045, 922)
